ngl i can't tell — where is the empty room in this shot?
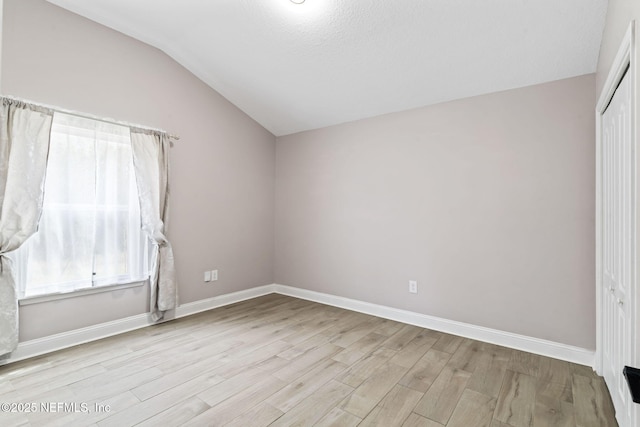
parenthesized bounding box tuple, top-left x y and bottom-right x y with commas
(0, 0, 638, 426)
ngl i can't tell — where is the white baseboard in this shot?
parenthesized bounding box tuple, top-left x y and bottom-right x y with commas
(1, 285, 276, 366)
(3, 283, 595, 368)
(173, 285, 275, 318)
(272, 284, 595, 367)
(1, 312, 154, 366)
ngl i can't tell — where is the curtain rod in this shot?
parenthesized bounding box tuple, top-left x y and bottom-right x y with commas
(1, 95, 180, 141)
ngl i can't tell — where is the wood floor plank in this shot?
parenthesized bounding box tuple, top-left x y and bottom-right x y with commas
(375, 318, 407, 336)
(9, 361, 107, 391)
(38, 391, 141, 427)
(572, 373, 617, 427)
(466, 344, 511, 398)
(537, 356, 573, 403)
(204, 339, 292, 379)
(413, 365, 472, 424)
(339, 361, 409, 418)
(266, 358, 348, 412)
(0, 356, 54, 381)
(280, 312, 340, 345)
(533, 395, 575, 427)
(569, 363, 598, 379)
(332, 332, 389, 365)
(336, 347, 397, 388)
(494, 370, 537, 427)
(0, 294, 619, 427)
(381, 324, 424, 351)
(314, 407, 362, 427)
(184, 376, 286, 426)
(330, 318, 383, 348)
(402, 413, 444, 427)
(398, 348, 451, 393)
(13, 387, 81, 425)
(447, 389, 496, 427)
(272, 342, 343, 382)
(277, 333, 330, 361)
(42, 339, 137, 370)
(270, 379, 354, 426)
(225, 402, 283, 427)
(130, 352, 228, 401)
(196, 357, 288, 407)
(318, 312, 372, 344)
(150, 338, 243, 374)
(0, 411, 29, 427)
(359, 384, 423, 427)
(0, 377, 15, 395)
(431, 333, 464, 354)
(134, 396, 210, 427)
(101, 333, 197, 370)
(509, 349, 542, 377)
(390, 330, 440, 368)
(448, 339, 485, 373)
(185, 299, 312, 343)
(69, 366, 164, 401)
(6, 364, 107, 402)
(97, 371, 225, 427)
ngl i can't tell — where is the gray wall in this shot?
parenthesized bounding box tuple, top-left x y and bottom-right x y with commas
(2, 0, 276, 341)
(275, 75, 596, 349)
(2, 0, 599, 352)
(596, 0, 639, 95)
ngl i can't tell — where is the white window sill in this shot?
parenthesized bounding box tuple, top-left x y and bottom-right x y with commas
(18, 281, 147, 306)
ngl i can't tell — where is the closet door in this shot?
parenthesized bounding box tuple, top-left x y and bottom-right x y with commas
(602, 68, 634, 427)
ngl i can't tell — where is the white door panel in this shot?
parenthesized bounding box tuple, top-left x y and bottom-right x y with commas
(602, 68, 634, 427)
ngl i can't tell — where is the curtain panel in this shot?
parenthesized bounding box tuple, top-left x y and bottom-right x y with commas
(130, 131, 177, 321)
(0, 99, 53, 355)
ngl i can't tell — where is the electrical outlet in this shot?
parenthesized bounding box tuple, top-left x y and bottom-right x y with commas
(211, 269, 218, 281)
(409, 280, 418, 294)
(204, 271, 212, 282)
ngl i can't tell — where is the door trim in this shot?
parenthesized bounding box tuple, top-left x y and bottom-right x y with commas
(596, 20, 637, 426)
(596, 21, 636, 373)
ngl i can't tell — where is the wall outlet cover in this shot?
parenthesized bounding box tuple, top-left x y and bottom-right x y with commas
(409, 280, 418, 294)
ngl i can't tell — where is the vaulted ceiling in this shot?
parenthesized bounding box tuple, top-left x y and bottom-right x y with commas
(46, 0, 608, 136)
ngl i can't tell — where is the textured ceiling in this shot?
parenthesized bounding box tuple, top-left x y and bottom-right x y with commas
(46, 0, 607, 136)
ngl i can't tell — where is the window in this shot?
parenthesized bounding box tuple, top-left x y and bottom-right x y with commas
(9, 113, 149, 298)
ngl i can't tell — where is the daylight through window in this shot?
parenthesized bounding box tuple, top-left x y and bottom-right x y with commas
(10, 112, 150, 298)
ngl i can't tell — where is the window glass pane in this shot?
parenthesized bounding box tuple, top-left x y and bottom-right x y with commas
(8, 112, 148, 298)
(93, 122, 138, 282)
(94, 208, 128, 280)
(21, 209, 95, 296)
(45, 123, 95, 205)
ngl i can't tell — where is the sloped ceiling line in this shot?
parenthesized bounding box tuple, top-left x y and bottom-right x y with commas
(46, 0, 607, 136)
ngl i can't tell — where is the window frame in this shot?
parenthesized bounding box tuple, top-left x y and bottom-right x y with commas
(11, 113, 151, 301)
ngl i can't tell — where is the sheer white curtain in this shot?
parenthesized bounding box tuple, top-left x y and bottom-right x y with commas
(11, 113, 148, 297)
(0, 99, 53, 355)
(130, 131, 176, 321)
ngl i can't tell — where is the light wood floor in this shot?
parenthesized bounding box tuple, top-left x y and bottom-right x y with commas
(0, 294, 618, 427)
